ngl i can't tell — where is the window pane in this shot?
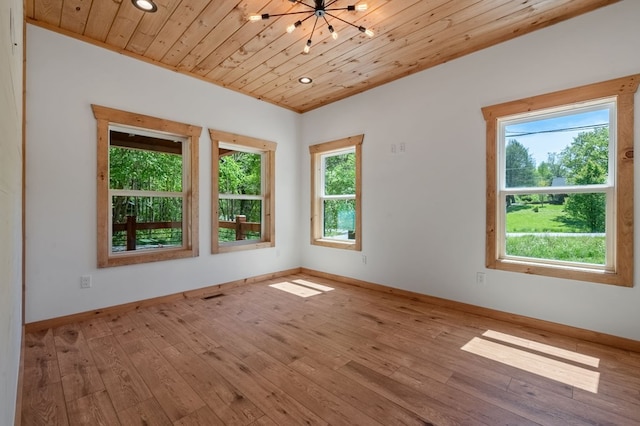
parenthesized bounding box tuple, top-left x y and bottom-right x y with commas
(503, 108, 610, 189)
(109, 132, 183, 191)
(219, 151, 262, 196)
(505, 193, 606, 265)
(111, 196, 183, 252)
(324, 151, 355, 196)
(323, 199, 356, 240)
(218, 199, 262, 242)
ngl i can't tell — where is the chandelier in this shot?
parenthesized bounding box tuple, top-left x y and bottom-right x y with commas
(249, 0, 374, 54)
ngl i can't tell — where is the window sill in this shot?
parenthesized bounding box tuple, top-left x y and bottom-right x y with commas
(490, 258, 631, 287)
(312, 238, 361, 251)
(100, 247, 197, 268)
(215, 240, 274, 254)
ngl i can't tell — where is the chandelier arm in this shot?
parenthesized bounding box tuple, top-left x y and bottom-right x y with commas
(309, 15, 319, 41)
(263, 10, 319, 18)
(324, 11, 361, 28)
(299, 14, 316, 24)
(324, 7, 355, 12)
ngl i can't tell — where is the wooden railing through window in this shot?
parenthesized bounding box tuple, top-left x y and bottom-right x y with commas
(113, 215, 260, 250)
(219, 215, 261, 241)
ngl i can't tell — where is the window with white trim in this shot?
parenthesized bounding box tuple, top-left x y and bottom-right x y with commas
(310, 135, 363, 250)
(482, 75, 638, 286)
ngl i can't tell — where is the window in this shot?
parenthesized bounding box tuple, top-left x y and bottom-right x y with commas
(209, 129, 276, 253)
(309, 135, 363, 250)
(482, 75, 638, 286)
(92, 105, 201, 267)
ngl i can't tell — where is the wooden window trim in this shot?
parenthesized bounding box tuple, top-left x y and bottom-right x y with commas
(481, 75, 639, 286)
(92, 105, 201, 267)
(309, 134, 363, 251)
(209, 129, 276, 254)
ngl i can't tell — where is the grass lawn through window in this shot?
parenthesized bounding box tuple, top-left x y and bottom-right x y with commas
(506, 203, 605, 265)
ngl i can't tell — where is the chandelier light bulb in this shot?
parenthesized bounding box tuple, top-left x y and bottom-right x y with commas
(256, 1, 375, 55)
(287, 20, 302, 33)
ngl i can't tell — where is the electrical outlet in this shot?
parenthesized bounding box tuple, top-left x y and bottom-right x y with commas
(399, 142, 406, 153)
(476, 272, 486, 285)
(390, 144, 397, 154)
(80, 275, 92, 288)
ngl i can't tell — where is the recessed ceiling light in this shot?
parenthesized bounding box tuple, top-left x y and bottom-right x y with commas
(132, 0, 158, 12)
(299, 77, 313, 84)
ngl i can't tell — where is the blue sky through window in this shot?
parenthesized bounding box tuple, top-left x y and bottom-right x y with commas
(504, 109, 609, 166)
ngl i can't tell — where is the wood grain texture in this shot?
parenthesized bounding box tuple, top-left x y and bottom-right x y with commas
(26, 0, 619, 112)
(21, 272, 640, 425)
(482, 74, 639, 287)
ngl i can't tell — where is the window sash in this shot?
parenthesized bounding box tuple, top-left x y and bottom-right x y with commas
(494, 98, 617, 271)
(496, 188, 615, 270)
(209, 129, 276, 253)
(320, 148, 356, 198)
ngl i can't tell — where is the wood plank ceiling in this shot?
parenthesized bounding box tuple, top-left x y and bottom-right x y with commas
(26, 0, 618, 113)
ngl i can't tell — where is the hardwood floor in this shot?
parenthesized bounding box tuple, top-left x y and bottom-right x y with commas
(20, 273, 640, 425)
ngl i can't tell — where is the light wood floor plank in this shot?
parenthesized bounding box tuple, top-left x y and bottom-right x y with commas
(122, 339, 206, 422)
(86, 334, 153, 412)
(116, 398, 173, 425)
(65, 390, 119, 426)
(21, 273, 640, 425)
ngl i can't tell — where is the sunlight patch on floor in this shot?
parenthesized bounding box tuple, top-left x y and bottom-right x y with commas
(462, 331, 601, 393)
(482, 330, 600, 367)
(292, 279, 335, 292)
(269, 282, 322, 298)
(269, 279, 335, 298)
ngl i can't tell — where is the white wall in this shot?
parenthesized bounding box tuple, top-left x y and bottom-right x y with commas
(0, 0, 23, 423)
(300, 0, 640, 341)
(25, 1, 640, 342)
(25, 25, 302, 322)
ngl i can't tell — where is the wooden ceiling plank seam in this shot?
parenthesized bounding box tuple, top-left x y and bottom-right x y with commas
(176, 6, 246, 73)
(105, 0, 146, 49)
(25, 16, 300, 113)
(125, 0, 183, 55)
(34, 0, 63, 27)
(277, 2, 554, 107)
(28, 0, 619, 113)
(82, 0, 121, 42)
(59, 0, 92, 35)
(254, 0, 488, 101)
(232, 0, 453, 93)
(291, 0, 619, 112)
(185, 0, 299, 76)
(233, 2, 388, 92)
(213, 0, 392, 88)
(204, 12, 323, 84)
(159, 0, 243, 67)
(239, 0, 464, 97)
(276, 0, 511, 102)
(410, 0, 623, 81)
(142, 0, 211, 60)
(262, 0, 539, 103)
(235, 0, 397, 95)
